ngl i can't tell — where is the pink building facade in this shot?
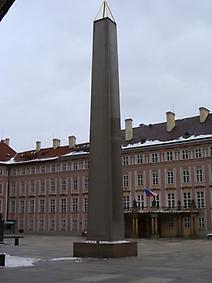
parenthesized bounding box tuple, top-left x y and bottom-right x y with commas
(0, 109, 212, 238)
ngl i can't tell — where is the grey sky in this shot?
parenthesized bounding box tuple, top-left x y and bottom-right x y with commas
(0, 0, 211, 152)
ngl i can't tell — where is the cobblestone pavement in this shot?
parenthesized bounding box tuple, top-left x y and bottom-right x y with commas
(0, 235, 212, 283)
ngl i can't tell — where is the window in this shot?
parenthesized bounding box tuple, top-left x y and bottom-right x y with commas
(123, 195, 130, 210)
(123, 175, 129, 188)
(195, 148, 202, 158)
(19, 218, 24, 230)
(137, 174, 143, 186)
(29, 218, 34, 231)
(31, 167, 35, 174)
(61, 219, 66, 231)
(20, 200, 25, 213)
(73, 161, 78, 171)
(168, 218, 174, 229)
(61, 178, 67, 192)
(196, 191, 205, 208)
(72, 197, 79, 212)
(20, 182, 25, 194)
(151, 153, 158, 163)
(167, 171, 174, 184)
(182, 149, 189, 160)
(11, 182, 16, 194)
(41, 165, 46, 174)
(196, 168, 203, 182)
(50, 178, 56, 193)
(0, 200, 2, 213)
(51, 164, 56, 172)
(73, 178, 78, 191)
(84, 176, 88, 190)
(130, 156, 135, 165)
(30, 180, 35, 193)
(39, 219, 44, 231)
(29, 199, 35, 213)
(183, 192, 191, 208)
(61, 198, 67, 213)
(56, 164, 61, 172)
(49, 219, 55, 231)
(209, 146, 212, 157)
(184, 217, 191, 228)
(50, 199, 56, 213)
(137, 194, 144, 210)
(199, 217, 205, 229)
(72, 219, 78, 231)
(21, 168, 26, 175)
(152, 195, 160, 207)
(62, 163, 67, 171)
(0, 183, 3, 194)
(122, 156, 129, 166)
(84, 197, 88, 212)
(137, 154, 143, 164)
(155, 195, 160, 207)
(10, 200, 16, 213)
(167, 193, 175, 208)
(152, 172, 159, 185)
(84, 217, 87, 231)
(182, 170, 190, 183)
(166, 152, 173, 161)
(84, 160, 89, 169)
(79, 161, 83, 170)
(40, 179, 45, 193)
(39, 199, 45, 213)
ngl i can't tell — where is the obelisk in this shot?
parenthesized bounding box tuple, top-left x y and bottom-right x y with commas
(73, 2, 137, 257)
(87, 9, 124, 242)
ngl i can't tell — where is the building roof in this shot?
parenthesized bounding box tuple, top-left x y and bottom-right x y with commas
(1, 112, 212, 164)
(13, 143, 89, 163)
(121, 113, 212, 147)
(0, 0, 15, 21)
(0, 140, 16, 162)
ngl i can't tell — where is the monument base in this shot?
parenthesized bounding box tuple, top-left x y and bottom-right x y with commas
(73, 241, 137, 258)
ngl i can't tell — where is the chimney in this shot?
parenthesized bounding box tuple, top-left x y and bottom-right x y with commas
(68, 136, 76, 148)
(199, 107, 209, 123)
(166, 111, 175, 132)
(125, 118, 133, 141)
(4, 138, 10, 146)
(53, 138, 60, 149)
(36, 141, 41, 151)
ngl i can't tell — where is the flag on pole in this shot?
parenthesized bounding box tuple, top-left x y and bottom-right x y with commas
(144, 188, 158, 197)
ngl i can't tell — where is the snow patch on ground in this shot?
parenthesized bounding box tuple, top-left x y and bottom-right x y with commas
(49, 257, 82, 262)
(1, 254, 40, 268)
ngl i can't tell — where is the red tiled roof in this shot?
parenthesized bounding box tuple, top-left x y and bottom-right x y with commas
(0, 141, 16, 161)
(14, 143, 89, 162)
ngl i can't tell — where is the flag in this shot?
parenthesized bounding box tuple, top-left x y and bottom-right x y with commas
(144, 188, 158, 197)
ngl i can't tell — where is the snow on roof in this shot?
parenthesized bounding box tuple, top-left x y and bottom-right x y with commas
(122, 134, 212, 149)
(61, 151, 89, 157)
(3, 156, 58, 165)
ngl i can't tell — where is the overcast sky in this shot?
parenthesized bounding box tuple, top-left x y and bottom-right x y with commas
(0, 0, 211, 152)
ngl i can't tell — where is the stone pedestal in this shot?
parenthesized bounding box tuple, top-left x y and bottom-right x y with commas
(73, 241, 137, 258)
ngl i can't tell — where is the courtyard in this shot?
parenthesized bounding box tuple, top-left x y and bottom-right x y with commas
(0, 235, 211, 283)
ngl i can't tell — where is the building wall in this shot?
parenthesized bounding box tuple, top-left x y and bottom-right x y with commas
(2, 139, 212, 237)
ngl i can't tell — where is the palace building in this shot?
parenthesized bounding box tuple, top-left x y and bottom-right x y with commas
(0, 107, 212, 238)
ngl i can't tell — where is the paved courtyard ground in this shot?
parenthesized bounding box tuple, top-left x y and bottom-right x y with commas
(0, 235, 211, 283)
